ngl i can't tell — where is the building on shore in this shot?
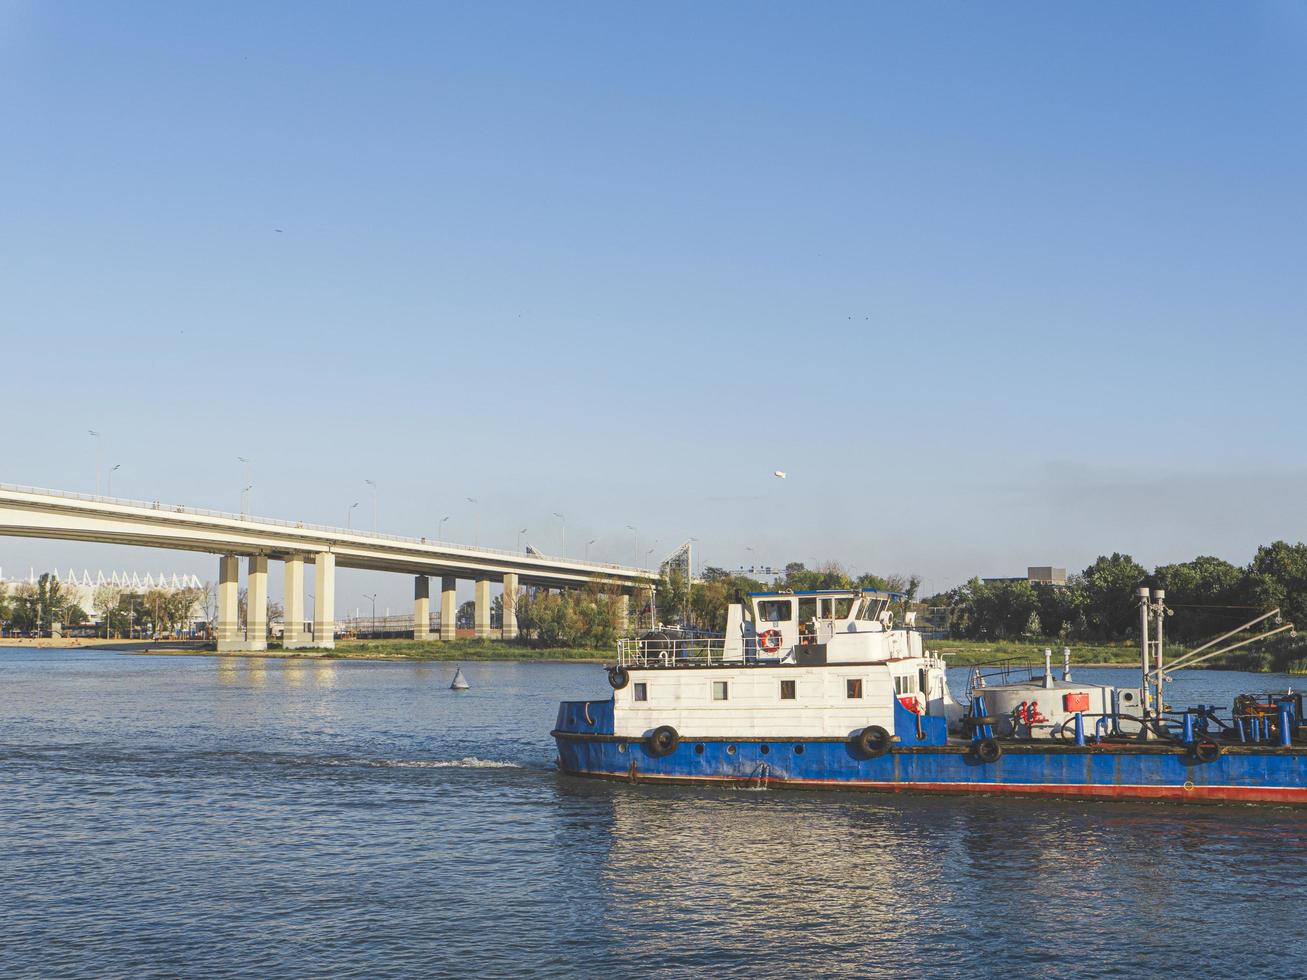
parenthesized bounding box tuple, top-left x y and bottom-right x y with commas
(0, 567, 208, 624)
(982, 565, 1067, 587)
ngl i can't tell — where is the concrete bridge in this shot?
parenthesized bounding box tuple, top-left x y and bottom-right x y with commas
(0, 485, 658, 652)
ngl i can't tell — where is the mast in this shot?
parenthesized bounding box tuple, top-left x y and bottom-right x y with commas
(1138, 586, 1151, 734)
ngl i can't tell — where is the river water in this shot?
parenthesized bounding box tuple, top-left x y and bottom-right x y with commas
(1, 648, 1305, 978)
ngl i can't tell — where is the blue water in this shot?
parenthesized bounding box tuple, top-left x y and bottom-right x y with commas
(2, 648, 1306, 978)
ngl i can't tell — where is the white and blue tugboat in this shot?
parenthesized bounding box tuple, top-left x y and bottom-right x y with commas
(554, 587, 1307, 804)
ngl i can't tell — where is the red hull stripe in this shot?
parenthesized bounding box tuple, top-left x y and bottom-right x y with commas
(564, 769, 1307, 804)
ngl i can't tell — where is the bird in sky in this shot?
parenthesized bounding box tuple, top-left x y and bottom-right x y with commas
(773, 470, 787, 479)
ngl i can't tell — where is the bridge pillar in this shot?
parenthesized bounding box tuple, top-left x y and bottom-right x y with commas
(216, 554, 241, 652)
(284, 557, 310, 649)
(414, 576, 431, 641)
(475, 577, 491, 639)
(619, 592, 630, 635)
(313, 553, 335, 649)
(440, 576, 457, 640)
(246, 556, 269, 652)
(501, 573, 519, 640)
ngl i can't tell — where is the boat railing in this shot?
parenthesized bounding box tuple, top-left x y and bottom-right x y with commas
(617, 635, 761, 667)
(970, 657, 1045, 689)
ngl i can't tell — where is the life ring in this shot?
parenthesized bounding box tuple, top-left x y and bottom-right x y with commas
(1193, 738, 1222, 764)
(608, 666, 630, 690)
(645, 725, 680, 757)
(758, 629, 782, 654)
(853, 725, 892, 758)
(974, 737, 1003, 763)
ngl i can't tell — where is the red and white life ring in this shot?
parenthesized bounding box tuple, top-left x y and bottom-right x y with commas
(758, 629, 783, 654)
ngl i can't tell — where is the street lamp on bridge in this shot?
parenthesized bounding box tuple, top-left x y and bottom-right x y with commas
(553, 512, 565, 556)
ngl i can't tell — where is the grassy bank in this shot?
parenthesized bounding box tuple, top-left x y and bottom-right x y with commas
(134, 638, 609, 663)
(927, 637, 1293, 672)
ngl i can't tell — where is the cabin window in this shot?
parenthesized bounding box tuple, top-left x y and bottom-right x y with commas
(833, 597, 855, 618)
(633, 682, 647, 702)
(894, 675, 917, 696)
(758, 600, 792, 623)
(861, 598, 888, 621)
(713, 681, 729, 701)
(847, 678, 863, 699)
(780, 679, 796, 700)
(802, 598, 819, 621)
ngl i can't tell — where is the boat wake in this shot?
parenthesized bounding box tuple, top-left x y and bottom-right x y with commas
(369, 756, 522, 770)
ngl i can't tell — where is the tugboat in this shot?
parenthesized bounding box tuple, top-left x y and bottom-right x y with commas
(553, 586, 1307, 804)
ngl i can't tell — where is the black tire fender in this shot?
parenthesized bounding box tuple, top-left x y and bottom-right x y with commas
(1193, 738, 1221, 764)
(853, 725, 892, 758)
(608, 666, 630, 690)
(646, 725, 680, 757)
(974, 737, 1003, 763)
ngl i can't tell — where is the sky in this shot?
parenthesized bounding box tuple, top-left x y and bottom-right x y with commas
(2, 1, 1306, 610)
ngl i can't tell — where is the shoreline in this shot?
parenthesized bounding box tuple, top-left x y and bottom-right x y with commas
(0, 638, 1280, 672)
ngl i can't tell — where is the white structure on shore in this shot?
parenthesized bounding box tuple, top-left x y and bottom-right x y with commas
(0, 568, 206, 620)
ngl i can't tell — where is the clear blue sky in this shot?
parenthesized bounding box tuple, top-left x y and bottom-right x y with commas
(2, 1, 1305, 609)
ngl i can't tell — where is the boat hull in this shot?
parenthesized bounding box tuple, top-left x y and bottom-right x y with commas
(553, 701, 1307, 805)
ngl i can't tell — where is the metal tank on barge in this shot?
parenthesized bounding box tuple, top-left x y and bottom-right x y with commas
(552, 586, 1307, 804)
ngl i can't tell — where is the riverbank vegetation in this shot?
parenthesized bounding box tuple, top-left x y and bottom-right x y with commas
(927, 543, 1307, 672)
(270, 639, 603, 662)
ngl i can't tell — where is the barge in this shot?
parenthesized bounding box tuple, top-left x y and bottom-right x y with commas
(553, 586, 1307, 804)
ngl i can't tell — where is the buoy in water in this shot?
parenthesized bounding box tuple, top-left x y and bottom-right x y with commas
(450, 667, 470, 691)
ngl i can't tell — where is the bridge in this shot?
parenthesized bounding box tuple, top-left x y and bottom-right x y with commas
(0, 485, 659, 652)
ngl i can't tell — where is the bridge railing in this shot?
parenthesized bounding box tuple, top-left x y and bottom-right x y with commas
(0, 482, 649, 576)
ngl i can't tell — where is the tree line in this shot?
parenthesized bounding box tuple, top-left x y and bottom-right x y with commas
(929, 542, 1307, 657)
(0, 574, 208, 638)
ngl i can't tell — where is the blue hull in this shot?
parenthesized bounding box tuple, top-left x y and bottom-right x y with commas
(553, 700, 1307, 805)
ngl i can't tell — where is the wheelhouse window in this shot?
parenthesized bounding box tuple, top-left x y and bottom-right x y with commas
(861, 597, 889, 621)
(780, 679, 796, 700)
(798, 597, 817, 622)
(633, 682, 648, 702)
(894, 675, 917, 696)
(713, 681, 729, 701)
(847, 678, 863, 699)
(833, 597, 855, 618)
(758, 600, 793, 623)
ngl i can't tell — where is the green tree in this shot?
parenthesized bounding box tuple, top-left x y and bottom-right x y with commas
(35, 573, 64, 632)
(1081, 553, 1147, 641)
(1154, 555, 1248, 644)
(10, 583, 38, 633)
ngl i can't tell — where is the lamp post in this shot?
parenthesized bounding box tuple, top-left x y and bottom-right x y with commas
(241, 484, 253, 518)
(553, 512, 565, 556)
(439, 515, 450, 541)
(347, 501, 359, 528)
(363, 592, 377, 638)
(626, 525, 638, 567)
(517, 527, 527, 551)
(365, 479, 377, 533)
(466, 497, 478, 547)
(89, 430, 102, 495)
(586, 538, 596, 560)
(108, 463, 120, 497)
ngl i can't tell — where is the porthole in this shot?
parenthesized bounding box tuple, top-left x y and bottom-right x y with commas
(617, 742, 627, 753)
(760, 744, 770, 755)
(794, 744, 805, 755)
(694, 744, 705, 755)
(726, 745, 737, 755)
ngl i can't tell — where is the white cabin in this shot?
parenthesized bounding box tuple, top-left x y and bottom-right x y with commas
(612, 589, 961, 739)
